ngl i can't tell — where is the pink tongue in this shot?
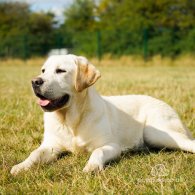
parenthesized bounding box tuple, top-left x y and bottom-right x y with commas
(38, 99, 50, 106)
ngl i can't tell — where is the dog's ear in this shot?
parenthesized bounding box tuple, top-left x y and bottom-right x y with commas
(75, 56, 101, 92)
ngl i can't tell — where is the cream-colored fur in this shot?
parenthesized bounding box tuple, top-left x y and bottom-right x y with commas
(11, 54, 195, 175)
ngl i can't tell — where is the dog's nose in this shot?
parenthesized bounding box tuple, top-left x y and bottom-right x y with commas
(32, 77, 44, 87)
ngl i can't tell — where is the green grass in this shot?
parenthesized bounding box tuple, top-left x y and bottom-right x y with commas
(0, 59, 195, 194)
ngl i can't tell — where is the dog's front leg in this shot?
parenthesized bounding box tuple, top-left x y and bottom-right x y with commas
(11, 146, 59, 176)
(83, 143, 121, 172)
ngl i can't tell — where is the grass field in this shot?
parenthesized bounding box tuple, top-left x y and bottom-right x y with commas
(0, 57, 195, 194)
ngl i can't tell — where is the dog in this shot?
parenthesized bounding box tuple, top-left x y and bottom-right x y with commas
(11, 54, 195, 175)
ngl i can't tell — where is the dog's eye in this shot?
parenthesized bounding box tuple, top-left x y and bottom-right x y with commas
(41, 69, 45, 73)
(56, 69, 66, 74)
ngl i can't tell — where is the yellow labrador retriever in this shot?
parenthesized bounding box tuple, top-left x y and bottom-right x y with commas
(11, 54, 195, 175)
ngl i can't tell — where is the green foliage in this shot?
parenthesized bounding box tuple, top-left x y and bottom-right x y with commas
(0, 0, 195, 58)
(0, 2, 29, 58)
(60, 0, 98, 56)
(27, 13, 55, 56)
(60, 0, 195, 57)
(64, 0, 97, 32)
(0, 2, 56, 58)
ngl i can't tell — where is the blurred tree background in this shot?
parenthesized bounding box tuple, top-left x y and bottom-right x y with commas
(0, 0, 195, 59)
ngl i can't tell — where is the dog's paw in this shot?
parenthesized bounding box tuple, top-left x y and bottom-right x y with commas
(10, 162, 29, 176)
(83, 162, 104, 173)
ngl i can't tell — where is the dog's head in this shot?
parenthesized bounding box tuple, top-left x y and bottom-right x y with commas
(32, 54, 101, 112)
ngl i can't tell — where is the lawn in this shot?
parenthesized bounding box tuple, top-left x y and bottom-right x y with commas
(0, 57, 195, 194)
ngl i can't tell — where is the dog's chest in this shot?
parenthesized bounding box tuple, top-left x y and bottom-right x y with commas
(45, 113, 99, 153)
(72, 136, 89, 152)
(59, 125, 91, 153)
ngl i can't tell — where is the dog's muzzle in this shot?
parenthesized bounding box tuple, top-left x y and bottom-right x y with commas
(31, 77, 70, 112)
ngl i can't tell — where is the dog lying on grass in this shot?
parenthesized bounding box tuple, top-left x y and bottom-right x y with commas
(11, 54, 195, 175)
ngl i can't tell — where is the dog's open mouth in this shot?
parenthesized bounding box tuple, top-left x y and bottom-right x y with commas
(35, 93, 70, 111)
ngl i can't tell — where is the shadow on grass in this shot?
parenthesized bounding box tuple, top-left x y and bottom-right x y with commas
(105, 146, 178, 169)
(57, 151, 72, 160)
